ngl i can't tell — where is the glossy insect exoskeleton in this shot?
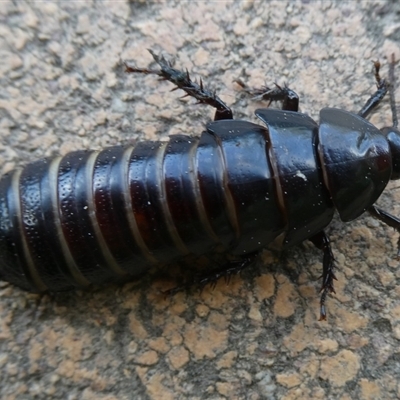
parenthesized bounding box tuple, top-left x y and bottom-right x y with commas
(1, 50, 399, 320)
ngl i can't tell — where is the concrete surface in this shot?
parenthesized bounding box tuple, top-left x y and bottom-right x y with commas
(1, 1, 400, 399)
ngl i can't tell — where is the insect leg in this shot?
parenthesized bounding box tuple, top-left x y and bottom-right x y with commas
(163, 254, 257, 296)
(124, 50, 233, 121)
(308, 231, 337, 321)
(388, 54, 398, 128)
(357, 60, 390, 119)
(234, 79, 299, 111)
(368, 205, 400, 257)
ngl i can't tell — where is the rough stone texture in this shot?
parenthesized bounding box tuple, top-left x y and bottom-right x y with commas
(1, 1, 400, 399)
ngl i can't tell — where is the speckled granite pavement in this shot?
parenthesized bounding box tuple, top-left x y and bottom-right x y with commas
(1, 1, 400, 399)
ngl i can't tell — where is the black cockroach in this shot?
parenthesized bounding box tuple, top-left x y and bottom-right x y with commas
(1, 50, 399, 320)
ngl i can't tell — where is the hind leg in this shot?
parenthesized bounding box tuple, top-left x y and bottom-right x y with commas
(124, 50, 233, 121)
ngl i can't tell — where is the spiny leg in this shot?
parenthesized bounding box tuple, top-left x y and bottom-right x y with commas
(163, 254, 258, 296)
(368, 56, 400, 250)
(388, 53, 398, 128)
(124, 50, 233, 121)
(357, 60, 389, 118)
(234, 78, 300, 111)
(368, 206, 400, 257)
(308, 231, 337, 321)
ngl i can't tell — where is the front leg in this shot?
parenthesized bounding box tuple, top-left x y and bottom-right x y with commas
(357, 60, 389, 119)
(368, 205, 400, 256)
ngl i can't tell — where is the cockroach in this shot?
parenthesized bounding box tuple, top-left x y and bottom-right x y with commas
(0, 50, 399, 320)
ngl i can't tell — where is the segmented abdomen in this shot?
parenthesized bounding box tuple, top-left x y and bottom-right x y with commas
(0, 121, 279, 292)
